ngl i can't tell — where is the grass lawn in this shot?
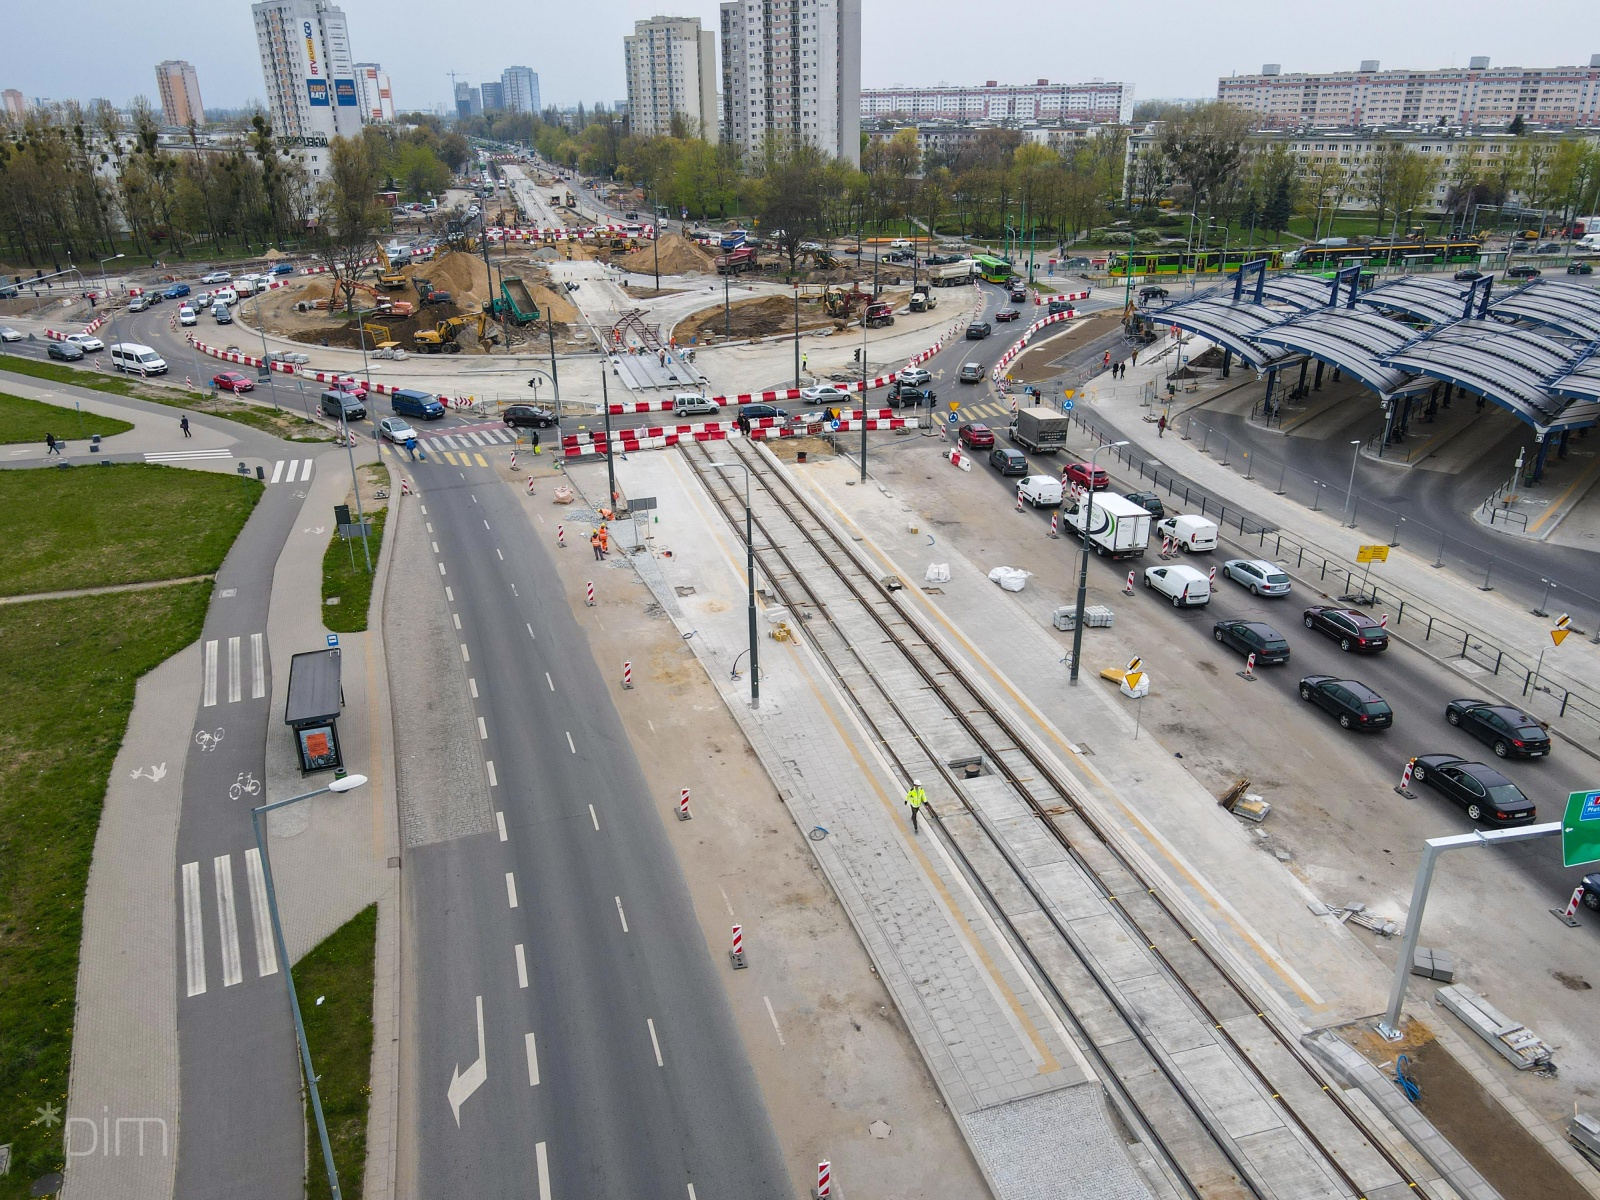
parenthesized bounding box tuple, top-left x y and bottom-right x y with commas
(297, 904, 378, 1200)
(321, 507, 388, 633)
(0, 392, 133, 445)
(0, 354, 337, 442)
(0, 463, 262, 597)
(0, 581, 213, 1195)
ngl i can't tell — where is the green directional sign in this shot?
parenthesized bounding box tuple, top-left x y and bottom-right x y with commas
(1562, 789, 1600, 868)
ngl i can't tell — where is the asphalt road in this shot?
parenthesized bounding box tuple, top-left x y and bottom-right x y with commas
(404, 456, 791, 1198)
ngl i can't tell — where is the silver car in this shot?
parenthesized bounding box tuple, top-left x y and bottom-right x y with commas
(1222, 558, 1292, 596)
(958, 362, 983, 383)
(898, 366, 931, 386)
(378, 417, 417, 444)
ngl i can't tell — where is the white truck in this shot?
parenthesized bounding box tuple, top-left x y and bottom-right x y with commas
(1008, 406, 1072, 454)
(1063, 492, 1152, 559)
(926, 259, 978, 287)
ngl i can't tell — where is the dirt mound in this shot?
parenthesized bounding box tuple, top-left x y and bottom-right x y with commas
(616, 234, 714, 276)
(530, 284, 579, 324)
(675, 293, 834, 343)
(413, 251, 490, 309)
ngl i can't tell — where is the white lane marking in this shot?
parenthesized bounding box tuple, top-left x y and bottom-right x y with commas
(227, 636, 241, 704)
(506, 873, 519, 908)
(496, 810, 507, 841)
(647, 1017, 663, 1066)
(250, 633, 265, 699)
(527, 623, 535, 640)
(615, 896, 628, 933)
(438, 562, 446, 576)
(300, 458, 312, 481)
(510, 584, 518, 597)
(213, 854, 243, 987)
(419, 504, 427, 515)
(447, 995, 488, 1127)
(535, 1142, 550, 1200)
(460, 644, 470, 662)
(589, 804, 599, 831)
(496, 548, 504, 561)
(764, 996, 786, 1047)
(545, 672, 554, 691)
(202, 640, 218, 707)
(647, 719, 655, 733)
(483, 518, 490, 529)
(285, 459, 299, 483)
(441, 435, 460, 450)
(453, 612, 462, 630)
(182, 861, 206, 996)
(426, 522, 433, 534)
(486, 761, 497, 786)
(478, 716, 488, 740)
(718, 884, 735, 917)
(515, 943, 528, 988)
(566, 731, 576, 754)
(524, 1032, 540, 1085)
(432, 541, 439, 553)
(471, 494, 477, 503)
(688, 1187, 697, 1200)
(444, 586, 453, 601)
(245, 848, 277, 976)
(467, 431, 487, 446)
(270, 459, 285, 484)
(537, 514, 545, 525)
(468, 677, 478, 698)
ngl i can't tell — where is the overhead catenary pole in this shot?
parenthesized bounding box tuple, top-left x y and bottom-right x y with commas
(601, 360, 616, 509)
(793, 283, 800, 389)
(1069, 441, 1128, 683)
(546, 318, 561, 425)
(860, 307, 869, 483)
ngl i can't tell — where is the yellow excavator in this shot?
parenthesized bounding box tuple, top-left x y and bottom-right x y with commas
(375, 245, 408, 289)
(362, 323, 402, 352)
(414, 311, 497, 354)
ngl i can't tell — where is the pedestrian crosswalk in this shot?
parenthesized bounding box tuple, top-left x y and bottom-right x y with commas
(203, 633, 266, 707)
(378, 423, 517, 467)
(145, 448, 235, 464)
(182, 849, 278, 998)
(955, 401, 1014, 420)
(268, 458, 314, 484)
(142, 449, 313, 486)
(426, 427, 515, 450)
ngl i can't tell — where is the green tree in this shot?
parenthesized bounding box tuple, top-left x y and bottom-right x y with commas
(1157, 100, 1253, 218)
(310, 135, 389, 313)
(395, 143, 450, 200)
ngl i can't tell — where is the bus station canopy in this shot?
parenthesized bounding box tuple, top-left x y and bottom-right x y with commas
(1249, 307, 1418, 398)
(1488, 278, 1600, 341)
(1357, 277, 1475, 326)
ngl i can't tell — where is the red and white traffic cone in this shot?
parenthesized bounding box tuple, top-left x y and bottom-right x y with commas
(1123, 570, 1136, 595)
(814, 1161, 831, 1199)
(585, 580, 595, 606)
(729, 924, 747, 969)
(556, 524, 566, 547)
(677, 787, 692, 821)
(1048, 511, 1059, 539)
(1395, 759, 1415, 796)
(622, 661, 632, 689)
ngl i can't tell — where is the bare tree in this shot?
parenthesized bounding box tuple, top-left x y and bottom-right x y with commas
(309, 135, 389, 313)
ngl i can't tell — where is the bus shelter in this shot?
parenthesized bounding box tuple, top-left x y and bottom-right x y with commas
(285, 648, 345, 774)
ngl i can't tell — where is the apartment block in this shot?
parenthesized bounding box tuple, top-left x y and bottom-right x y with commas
(720, 0, 861, 166)
(862, 79, 1132, 125)
(625, 16, 718, 140)
(252, 0, 364, 176)
(155, 60, 206, 128)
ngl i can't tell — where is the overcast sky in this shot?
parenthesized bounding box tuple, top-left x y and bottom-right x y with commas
(1, 1, 1593, 113)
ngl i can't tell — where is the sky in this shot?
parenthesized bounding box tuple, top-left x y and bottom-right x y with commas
(1, 0, 1594, 113)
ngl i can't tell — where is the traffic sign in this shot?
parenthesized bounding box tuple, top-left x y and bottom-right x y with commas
(1356, 544, 1390, 563)
(1061, 399, 1075, 411)
(1553, 613, 1572, 645)
(948, 400, 960, 411)
(1562, 789, 1600, 868)
(947, 412, 958, 425)
(326, 633, 340, 648)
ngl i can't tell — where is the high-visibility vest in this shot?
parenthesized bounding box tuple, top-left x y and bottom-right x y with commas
(906, 787, 926, 809)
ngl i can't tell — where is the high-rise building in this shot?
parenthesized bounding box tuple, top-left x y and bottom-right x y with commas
(861, 79, 1132, 125)
(455, 81, 482, 119)
(1217, 56, 1600, 129)
(2, 89, 28, 118)
(624, 16, 718, 140)
(252, 0, 364, 177)
(480, 81, 505, 112)
(720, 0, 861, 166)
(155, 60, 206, 128)
(501, 67, 540, 115)
(353, 62, 394, 123)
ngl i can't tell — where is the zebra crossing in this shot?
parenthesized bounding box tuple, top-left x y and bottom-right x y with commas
(142, 448, 313, 485)
(181, 849, 278, 998)
(425, 426, 515, 450)
(145, 448, 234, 464)
(955, 401, 1015, 420)
(268, 458, 314, 484)
(203, 633, 266, 707)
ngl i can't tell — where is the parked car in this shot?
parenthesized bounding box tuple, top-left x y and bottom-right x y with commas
(995, 308, 1021, 322)
(504, 403, 558, 429)
(889, 384, 934, 408)
(1453, 269, 1483, 281)
(210, 371, 253, 394)
(898, 366, 931, 387)
(1139, 285, 1169, 302)
(1443, 699, 1551, 758)
(47, 340, 84, 361)
(958, 361, 984, 383)
(958, 423, 994, 449)
(1569, 262, 1595, 275)
(966, 321, 992, 339)
(1303, 606, 1389, 653)
(1222, 558, 1291, 596)
(799, 383, 850, 403)
(1144, 564, 1211, 607)
(200, 270, 232, 285)
(989, 447, 1029, 476)
(1505, 266, 1542, 279)
(1299, 676, 1392, 730)
(65, 333, 104, 352)
(178, 305, 197, 326)
(740, 403, 789, 422)
(162, 283, 191, 299)
(378, 417, 417, 444)
(1408, 755, 1536, 825)
(672, 393, 719, 417)
(0, 327, 23, 342)
(1124, 490, 1165, 519)
(1213, 619, 1290, 664)
(1062, 461, 1110, 490)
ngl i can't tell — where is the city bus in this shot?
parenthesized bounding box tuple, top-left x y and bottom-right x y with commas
(1107, 248, 1285, 277)
(972, 254, 1012, 284)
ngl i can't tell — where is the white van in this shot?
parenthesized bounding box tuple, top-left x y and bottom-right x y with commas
(212, 287, 239, 307)
(234, 277, 259, 297)
(1016, 475, 1064, 508)
(673, 393, 720, 417)
(1144, 563, 1211, 607)
(108, 342, 168, 375)
(178, 305, 197, 326)
(1157, 513, 1219, 552)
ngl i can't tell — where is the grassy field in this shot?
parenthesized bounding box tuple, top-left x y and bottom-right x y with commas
(0, 581, 214, 1195)
(0, 463, 262, 597)
(0, 354, 336, 442)
(297, 904, 378, 1200)
(0, 392, 133, 445)
(321, 507, 388, 634)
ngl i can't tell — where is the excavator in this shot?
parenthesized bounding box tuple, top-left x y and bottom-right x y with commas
(333, 276, 414, 317)
(822, 285, 873, 320)
(374, 245, 408, 290)
(414, 311, 497, 354)
(361, 323, 406, 359)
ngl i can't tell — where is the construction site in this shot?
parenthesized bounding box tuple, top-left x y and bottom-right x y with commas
(672, 285, 911, 344)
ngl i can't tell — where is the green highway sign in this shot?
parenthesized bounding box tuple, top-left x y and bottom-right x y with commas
(1562, 789, 1600, 868)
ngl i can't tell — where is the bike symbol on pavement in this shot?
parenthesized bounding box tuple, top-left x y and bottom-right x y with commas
(195, 728, 225, 753)
(229, 771, 261, 801)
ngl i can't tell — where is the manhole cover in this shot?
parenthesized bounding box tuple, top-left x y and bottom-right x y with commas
(808, 826, 830, 841)
(674, 585, 697, 596)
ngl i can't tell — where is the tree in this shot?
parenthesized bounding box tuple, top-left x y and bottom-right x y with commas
(755, 143, 831, 271)
(1157, 101, 1253, 218)
(395, 143, 450, 200)
(1360, 142, 1437, 236)
(310, 134, 389, 313)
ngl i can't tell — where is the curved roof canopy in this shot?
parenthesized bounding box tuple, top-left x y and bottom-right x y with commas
(1381, 319, 1587, 429)
(1359, 277, 1475, 325)
(1249, 307, 1418, 398)
(1149, 294, 1298, 369)
(1489, 278, 1600, 341)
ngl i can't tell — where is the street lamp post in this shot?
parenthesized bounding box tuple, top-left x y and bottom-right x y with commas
(859, 306, 869, 483)
(710, 461, 759, 709)
(99, 253, 123, 363)
(1343, 438, 1362, 527)
(253, 288, 281, 411)
(1069, 441, 1129, 684)
(600, 360, 617, 510)
(793, 283, 800, 389)
(545, 319, 561, 425)
(251, 773, 369, 1200)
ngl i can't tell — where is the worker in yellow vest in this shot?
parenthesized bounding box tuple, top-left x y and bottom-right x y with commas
(905, 780, 927, 834)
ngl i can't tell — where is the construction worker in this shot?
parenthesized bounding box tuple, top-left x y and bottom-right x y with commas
(590, 529, 604, 561)
(597, 524, 610, 556)
(905, 780, 927, 833)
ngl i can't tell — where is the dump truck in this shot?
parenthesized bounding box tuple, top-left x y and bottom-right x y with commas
(908, 287, 936, 312)
(1061, 492, 1151, 559)
(413, 277, 452, 306)
(1008, 406, 1072, 454)
(496, 276, 540, 325)
(927, 259, 978, 287)
(715, 247, 759, 274)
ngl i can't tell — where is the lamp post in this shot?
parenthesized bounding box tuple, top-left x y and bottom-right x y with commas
(1343, 438, 1362, 527)
(1069, 440, 1129, 684)
(253, 287, 281, 411)
(545, 319, 561, 425)
(251, 772, 369, 1200)
(600, 360, 616, 511)
(99, 253, 123, 360)
(710, 461, 759, 709)
(793, 282, 800, 389)
(860, 303, 869, 483)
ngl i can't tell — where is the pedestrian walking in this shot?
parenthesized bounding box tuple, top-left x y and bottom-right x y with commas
(180, 414, 191, 438)
(905, 780, 927, 833)
(530, 429, 541, 454)
(590, 530, 604, 560)
(1131, 350, 1138, 368)
(1157, 414, 1167, 438)
(405, 435, 418, 461)
(46, 432, 60, 455)
(801, 351, 808, 372)
(1102, 350, 1111, 371)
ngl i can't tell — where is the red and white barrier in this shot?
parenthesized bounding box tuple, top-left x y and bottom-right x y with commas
(585, 580, 595, 606)
(1399, 760, 1414, 792)
(526, 476, 536, 495)
(556, 414, 921, 458)
(816, 1161, 831, 1199)
(622, 661, 632, 689)
(1562, 886, 1584, 919)
(730, 924, 746, 968)
(300, 256, 380, 275)
(1243, 652, 1256, 678)
(677, 788, 691, 821)
(1049, 511, 1059, 538)
(1208, 565, 1216, 585)
(556, 524, 566, 547)
(1123, 570, 1136, 595)
(1380, 613, 1389, 628)
(400, 477, 413, 496)
(990, 305, 1084, 382)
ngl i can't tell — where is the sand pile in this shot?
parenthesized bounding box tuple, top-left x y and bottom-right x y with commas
(675, 294, 828, 343)
(413, 251, 491, 309)
(616, 233, 714, 276)
(529, 284, 580, 324)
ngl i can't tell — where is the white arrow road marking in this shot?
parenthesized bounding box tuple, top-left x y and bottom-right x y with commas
(524, 1032, 539, 1085)
(446, 995, 488, 1127)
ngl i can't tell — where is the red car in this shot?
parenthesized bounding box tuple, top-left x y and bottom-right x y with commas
(995, 308, 1021, 322)
(211, 371, 254, 394)
(1063, 461, 1110, 490)
(958, 422, 994, 449)
(331, 375, 368, 400)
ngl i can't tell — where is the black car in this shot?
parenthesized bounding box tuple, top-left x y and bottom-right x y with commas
(1444, 698, 1551, 758)
(1299, 676, 1392, 730)
(889, 384, 934, 408)
(1303, 606, 1389, 653)
(1124, 490, 1165, 519)
(1409, 755, 1536, 825)
(740, 403, 789, 422)
(47, 340, 84, 361)
(1213, 620, 1291, 664)
(504, 403, 557, 429)
(989, 446, 1029, 476)
(1009, 288, 1027, 303)
(1139, 285, 1169, 302)
(1506, 266, 1541, 279)
(966, 321, 992, 339)
(1569, 262, 1595, 276)
(1453, 269, 1483, 281)
(995, 308, 1021, 322)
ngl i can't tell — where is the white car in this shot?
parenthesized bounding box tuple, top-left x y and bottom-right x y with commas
(0, 327, 22, 342)
(672, 393, 720, 417)
(1144, 564, 1211, 607)
(66, 333, 104, 352)
(178, 305, 197, 326)
(378, 417, 416, 444)
(800, 383, 852, 403)
(898, 366, 931, 386)
(1222, 558, 1292, 597)
(200, 270, 232, 285)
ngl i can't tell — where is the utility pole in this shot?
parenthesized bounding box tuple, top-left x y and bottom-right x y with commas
(601, 361, 616, 510)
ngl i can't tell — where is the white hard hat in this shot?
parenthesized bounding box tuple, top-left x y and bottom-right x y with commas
(912, 779, 921, 786)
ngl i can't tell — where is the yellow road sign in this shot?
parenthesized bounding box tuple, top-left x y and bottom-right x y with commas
(1553, 628, 1571, 646)
(1126, 656, 1142, 673)
(1355, 544, 1390, 563)
(949, 400, 959, 411)
(1064, 389, 1076, 399)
